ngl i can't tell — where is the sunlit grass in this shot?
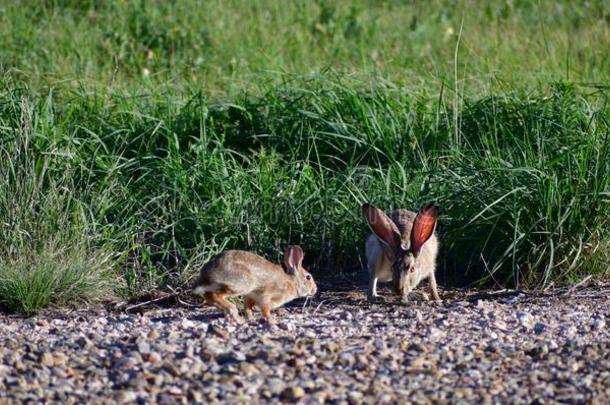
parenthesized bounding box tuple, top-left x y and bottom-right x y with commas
(1, 0, 609, 95)
(3, 75, 609, 310)
(0, 1, 609, 311)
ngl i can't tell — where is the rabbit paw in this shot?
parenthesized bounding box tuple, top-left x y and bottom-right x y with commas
(228, 309, 244, 324)
(367, 294, 386, 304)
(430, 291, 443, 303)
(400, 295, 412, 304)
(258, 317, 277, 329)
(400, 291, 425, 304)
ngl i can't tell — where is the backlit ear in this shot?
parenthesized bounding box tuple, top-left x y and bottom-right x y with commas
(283, 245, 304, 275)
(410, 203, 439, 256)
(362, 203, 402, 256)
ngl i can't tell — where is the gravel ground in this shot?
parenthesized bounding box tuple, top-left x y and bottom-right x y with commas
(1, 286, 609, 404)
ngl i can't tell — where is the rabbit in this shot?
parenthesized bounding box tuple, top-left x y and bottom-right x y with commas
(193, 245, 317, 323)
(362, 202, 440, 304)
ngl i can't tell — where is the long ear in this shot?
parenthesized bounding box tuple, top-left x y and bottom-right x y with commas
(410, 203, 439, 256)
(362, 203, 402, 256)
(283, 245, 304, 275)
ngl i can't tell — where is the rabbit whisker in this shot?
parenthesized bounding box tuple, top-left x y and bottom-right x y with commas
(313, 300, 327, 314)
(302, 296, 310, 313)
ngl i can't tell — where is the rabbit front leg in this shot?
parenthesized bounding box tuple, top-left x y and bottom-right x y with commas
(258, 299, 276, 324)
(400, 283, 415, 303)
(367, 275, 382, 303)
(244, 297, 256, 321)
(428, 272, 442, 302)
(365, 236, 389, 303)
(366, 257, 381, 303)
(400, 272, 428, 303)
(368, 271, 391, 303)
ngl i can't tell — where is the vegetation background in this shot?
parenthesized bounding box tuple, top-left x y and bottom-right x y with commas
(1, 0, 609, 312)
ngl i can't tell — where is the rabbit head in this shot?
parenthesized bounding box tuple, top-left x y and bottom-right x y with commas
(283, 245, 317, 297)
(362, 203, 439, 296)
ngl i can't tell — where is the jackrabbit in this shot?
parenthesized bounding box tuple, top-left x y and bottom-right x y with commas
(362, 203, 440, 303)
(193, 246, 317, 322)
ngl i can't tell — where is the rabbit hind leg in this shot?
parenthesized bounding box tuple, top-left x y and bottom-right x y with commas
(205, 290, 242, 322)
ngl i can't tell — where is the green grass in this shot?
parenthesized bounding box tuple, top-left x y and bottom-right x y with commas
(2, 0, 609, 95)
(1, 1, 609, 311)
(0, 117, 117, 313)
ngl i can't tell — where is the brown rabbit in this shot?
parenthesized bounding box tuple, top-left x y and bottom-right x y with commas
(362, 203, 440, 303)
(193, 246, 317, 322)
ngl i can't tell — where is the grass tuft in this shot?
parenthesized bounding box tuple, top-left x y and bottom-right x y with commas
(0, 98, 118, 313)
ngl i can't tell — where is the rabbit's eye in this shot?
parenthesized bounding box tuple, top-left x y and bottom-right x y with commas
(306, 275, 312, 280)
